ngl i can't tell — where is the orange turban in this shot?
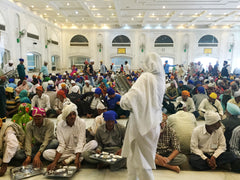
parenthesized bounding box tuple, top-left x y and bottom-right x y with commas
(36, 86, 44, 92)
(182, 90, 190, 97)
(57, 90, 66, 98)
(61, 83, 66, 88)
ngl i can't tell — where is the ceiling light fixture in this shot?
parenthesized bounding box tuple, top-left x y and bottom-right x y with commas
(131, 17, 134, 21)
(109, 5, 112, 8)
(209, 13, 212, 15)
(75, 11, 79, 14)
(46, 5, 49, 8)
(156, 17, 159, 20)
(67, 3, 70, 6)
(44, 13, 47, 16)
(111, 13, 114, 16)
(82, 18, 85, 20)
(139, 13, 142, 16)
(92, 5, 95, 8)
(31, 5, 34, 8)
(97, 13, 100, 16)
(195, 13, 198, 15)
(237, 5, 240, 8)
(152, 13, 155, 16)
(180, 12, 183, 16)
(162, 6, 166, 9)
(57, 13, 60, 15)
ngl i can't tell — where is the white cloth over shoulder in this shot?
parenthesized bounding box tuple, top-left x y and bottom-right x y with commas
(120, 52, 165, 170)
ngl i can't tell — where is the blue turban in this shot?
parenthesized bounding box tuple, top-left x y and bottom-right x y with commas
(194, 81, 202, 86)
(9, 78, 14, 83)
(107, 88, 115, 95)
(19, 58, 24, 61)
(76, 78, 80, 82)
(197, 86, 205, 94)
(188, 80, 194, 84)
(179, 81, 183, 84)
(58, 75, 62, 79)
(227, 103, 240, 116)
(103, 110, 118, 123)
(95, 88, 102, 95)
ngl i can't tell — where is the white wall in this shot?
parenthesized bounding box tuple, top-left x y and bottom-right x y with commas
(1, 0, 240, 74)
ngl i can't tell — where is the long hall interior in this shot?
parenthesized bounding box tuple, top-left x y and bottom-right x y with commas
(1, 0, 240, 179)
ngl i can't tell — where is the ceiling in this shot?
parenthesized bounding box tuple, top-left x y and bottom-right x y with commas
(11, 0, 240, 29)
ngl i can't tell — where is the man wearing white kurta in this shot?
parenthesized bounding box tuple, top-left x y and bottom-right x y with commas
(43, 103, 97, 170)
(120, 52, 165, 180)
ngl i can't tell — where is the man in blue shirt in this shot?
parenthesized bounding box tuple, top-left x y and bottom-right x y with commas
(106, 88, 129, 118)
(164, 60, 176, 78)
(39, 61, 49, 78)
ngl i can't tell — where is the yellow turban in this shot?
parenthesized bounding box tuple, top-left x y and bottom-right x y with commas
(209, 92, 217, 99)
(182, 90, 190, 97)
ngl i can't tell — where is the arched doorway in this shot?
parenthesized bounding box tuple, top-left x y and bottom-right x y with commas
(69, 56, 90, 71)
(161, 56, 175, 72)
(111, 56, 132, 72)
(27, 52, 41, 72)
(194, 57, 218, 72)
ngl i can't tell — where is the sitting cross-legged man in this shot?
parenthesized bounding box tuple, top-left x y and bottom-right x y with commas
(189, 111, 239, 171)
(22, 107, 59, 168)
(83, 110, 126, 171)
(0, 117, 25, 177)
(155, 115, 187, 173)
(43, 103, 97, 170)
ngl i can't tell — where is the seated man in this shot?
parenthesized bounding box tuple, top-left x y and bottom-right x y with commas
(176, 90, 195, 113)
(23, 107, 58, 168)
(165, 81, 178, 101)
(53, 90, 71, 116)
(228, 89, 240, 108)
(83, 110, 126, 171)
(106, 88, 129, 118)
(189, 111, 237, 171)
(198, 92, 223, 119)
(230, 125, 240, 158)
(87, 88, 105, 118)
(155, 115, 187, 173)
(0, 117, 25, 176)
(192, 86, 208, 111)
(31, 86, 51, 112)
(86, 103, 107, 142)
(222, 103, 240, 150)
(167, 102, 197, 154)
(43, 103, 97, 170)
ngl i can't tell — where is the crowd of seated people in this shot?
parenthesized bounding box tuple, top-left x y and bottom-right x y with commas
(1, 59, 240, 177)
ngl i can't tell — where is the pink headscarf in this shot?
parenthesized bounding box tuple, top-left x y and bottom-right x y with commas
(32, 107, 46, 117)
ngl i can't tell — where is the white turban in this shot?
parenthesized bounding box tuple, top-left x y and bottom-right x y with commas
(9, 60, 13, 64)
(90, 59, 94, 63)
(208, 83, 215, 88)
(71, 86, 80, 93)
(204, 111, 220, 125)
(61, 103, 78, 121)
(234, 89, 240, 98)
(97, 102, 106, 110)
(85, 80, 90, 84)
(71, 80, 76, 84)
(48, 80, 54, 85)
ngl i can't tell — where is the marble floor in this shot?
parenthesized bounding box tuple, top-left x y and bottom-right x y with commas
(2, 118, 239, 180)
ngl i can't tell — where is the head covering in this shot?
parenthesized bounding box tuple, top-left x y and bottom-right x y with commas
(71, 86, 80, 93)
(199, 77, 204, 81)
(9, 78, 15, 83)
(19, 58, 24, 61)
(197, 86, 205, 94)
(48, 80, 54, 85)
(85, 80, 90, 84)
(61, 103, 78, 121)
(204, 111, 221, 125)
(107, 88, 115, 95)
(227, 103, 240, 116)
(209, 92, 217, 99)
(61, 83, 66, 88)
(143, 52, 163, 74)
(97, 103, 106, 110)
(103, 110, 118, 122)
(57, 90, 66, 98)
(234, 89, 240, 98)
(188, 80, 194, 84)
(36, 86, 43, 92)
(9, 60, 13, 64)
(32, 107, 46, 117)
(95, 88, 102, 95)
(90, 59, 94, 63)
(176, 101, 187, 111)
(5, 87, 14, 93)
(182, 90, 190, 97)
(178, 81, 183, 84)
(71, 80, 76, 84)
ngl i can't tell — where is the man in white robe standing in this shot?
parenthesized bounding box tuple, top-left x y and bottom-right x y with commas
(120, 52, 165, 180)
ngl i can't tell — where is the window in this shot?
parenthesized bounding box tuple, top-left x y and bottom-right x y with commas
(51, 55, 59, 71)
(70, 35, 88, 46)
(0, 48, 10, 69)
(198, 35, 218, 47)
(112, 35, 131, 47)
(70, 56, 90, 70)
(154, 35, 174, 47)
(27, 52, 41, 72)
